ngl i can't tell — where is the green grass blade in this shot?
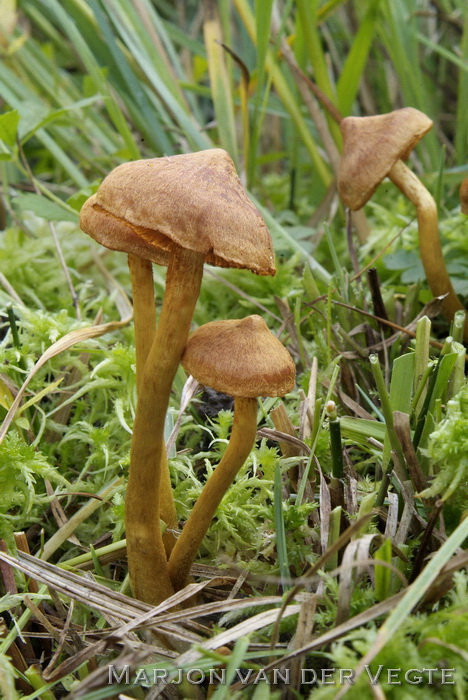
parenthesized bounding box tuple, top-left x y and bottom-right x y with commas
(203, 0, 239, 164)
(416, 31, 468, 73)
(413, 352, 458, 450)
(340, 417, 386, 442)
(135, 0, 204, 121)
(0, 61, 91, 185)
(374, 537, 392, 602)
(337, 0, 381, 115)
(296, 0, 335, 101)
(351, 517, 468, 679)
(211, 637, 250, 700)
(234, 0, 331, 186)
(317, 0, 349, 23)
(427, 353, 458, 413)
(110, 0, 189, 107)
(389, 352, 415, 414)
(44, 0, 140, 160)
(274, 462, 290, 588)
(87, 0, 173, 154)
(255, 0, 274, 96)
(456, 5, 468, 164)
(11, 26, 121, 157)
(161, 19, 207, 59)
(413, 316, 431, 415)
(296, 0, 341, 144)
(380, 0, 438, 168)
(370, 354, 406, 484)
(246, 0, 275, 183)
(105, 0, 211, 152)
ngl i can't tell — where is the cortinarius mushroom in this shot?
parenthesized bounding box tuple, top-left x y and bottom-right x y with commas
(80, 150, 275, 605)
(338, 108, 466, 336)
(167, 315, 295, 592)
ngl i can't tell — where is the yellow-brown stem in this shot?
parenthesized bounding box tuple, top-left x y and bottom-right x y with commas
(127, 253, 178, 552)
(388, 160, 467, 339)
(168, 397, 258, 592)
(126, 247, 205, 605)
(127, 254, 156, 394)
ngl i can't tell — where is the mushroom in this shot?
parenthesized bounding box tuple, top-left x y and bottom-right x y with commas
(338, 108, 467, 337)
(167, 315, 295, 592)
(80, 149, 275, 604)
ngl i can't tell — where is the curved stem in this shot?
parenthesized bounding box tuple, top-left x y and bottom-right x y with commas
(126, 247, 205, 605)
(168, 397, 258, 592)
(388, 160, 467, 339)
(127, 253, 177, 553)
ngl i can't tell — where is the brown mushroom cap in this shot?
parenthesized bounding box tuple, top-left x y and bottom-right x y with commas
(182, 315, 296, 398)
(80, 149, 275, 275)
(338, 108, 433, 210)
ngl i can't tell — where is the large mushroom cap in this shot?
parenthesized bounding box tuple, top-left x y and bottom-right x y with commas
(80, 149, 275, 275)
(338, 108, 433, 210)
(182, 315, 296, 398)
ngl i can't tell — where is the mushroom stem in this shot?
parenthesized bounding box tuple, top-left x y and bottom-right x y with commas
(127, 253, 178, 552)
(388, 160, 467, 338)
(126, 247, 205, 605)
(168, 397, 258, 592)
(127, 254, 156, 394)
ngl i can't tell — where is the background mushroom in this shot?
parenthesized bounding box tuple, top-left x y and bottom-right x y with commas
(80, 149, 275, 605)
(338, 108, 467, 338)
(167, 315, 296, 593)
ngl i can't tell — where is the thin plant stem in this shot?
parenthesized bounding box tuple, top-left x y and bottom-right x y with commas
(367, 267, 389, 327)
(7, 305, 21, 349)
(413, 316, 431, 415)
(411, 364, 433, 416)
(327, 403, 344, 479)
(370, 355, 406, 507)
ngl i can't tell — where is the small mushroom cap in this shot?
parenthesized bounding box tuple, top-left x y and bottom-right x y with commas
(80, 149, 275, 276)
(182, 315, 296, 398)
(338, 108, 433, 210)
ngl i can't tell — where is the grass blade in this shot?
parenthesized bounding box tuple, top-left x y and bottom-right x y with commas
(296, 0, 341, 144)
(337, 0, 381, 115)
(413, 316, 431, 415)
(43, 0, 140, 160)
(456, 5, 468, 164)
(234, 0, 331, 186)
(338, 517, 468, 696)
(87, 0, 173, 154)
(203, 0, 239, 164)
(274, 462, 290, 589)
(103, 0, 211, 152)
(380, 0, 438, 168)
